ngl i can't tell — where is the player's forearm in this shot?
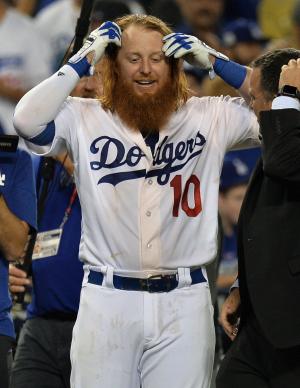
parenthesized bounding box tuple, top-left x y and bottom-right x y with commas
(13, 64, 82, 139)
(0, 195, 29, 261)
(238, 67, 252, 103)
(212, 57, 252, 103)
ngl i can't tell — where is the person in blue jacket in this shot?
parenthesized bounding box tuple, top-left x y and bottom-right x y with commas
(0, 143, 37, 388)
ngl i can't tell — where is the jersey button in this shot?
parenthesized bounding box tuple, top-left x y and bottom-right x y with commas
(147, 243, 152, 249)
(146, 210, 151, 217)
(148, 179, 153, 185)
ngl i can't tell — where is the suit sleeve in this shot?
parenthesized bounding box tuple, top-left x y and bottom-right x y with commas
(260, 109, 300, 182)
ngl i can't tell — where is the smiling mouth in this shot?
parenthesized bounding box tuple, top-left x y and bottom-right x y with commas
(135, 80, 156, 86)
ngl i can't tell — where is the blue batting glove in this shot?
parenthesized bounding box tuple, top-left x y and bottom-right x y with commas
(68, 21, 122, 72)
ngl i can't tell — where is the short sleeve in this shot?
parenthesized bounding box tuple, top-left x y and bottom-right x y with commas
(215, 96, 260, 151)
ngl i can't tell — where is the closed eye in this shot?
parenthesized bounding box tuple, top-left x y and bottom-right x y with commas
(130, 57, 140, 63)
(151, 54, 164, 63)
(151, 56, 162, 63)
(127, 55, 140, 63)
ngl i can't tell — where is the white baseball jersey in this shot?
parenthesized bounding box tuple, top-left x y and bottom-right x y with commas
(26, 95, 259, 277)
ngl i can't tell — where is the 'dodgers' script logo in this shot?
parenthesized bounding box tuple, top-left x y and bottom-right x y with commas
(89, 131, 206, 186)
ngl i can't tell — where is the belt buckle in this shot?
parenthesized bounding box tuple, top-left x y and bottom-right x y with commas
(139, 277, 158, 292)
(139, 274, 175, 293)
(139, 278, 150, 292)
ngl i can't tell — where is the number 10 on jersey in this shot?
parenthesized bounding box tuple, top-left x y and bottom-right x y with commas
(170, 175, 202, 217)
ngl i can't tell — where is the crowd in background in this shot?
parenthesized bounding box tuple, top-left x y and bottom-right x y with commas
(1, 0, 300, 386)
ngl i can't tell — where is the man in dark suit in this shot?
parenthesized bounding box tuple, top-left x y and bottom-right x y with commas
(216, 49, 300, 387)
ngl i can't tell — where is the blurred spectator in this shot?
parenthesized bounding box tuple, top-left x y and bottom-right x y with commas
(217, 148, 260, 352)
(137, 0, 154, 13)
(202, 19, 267, 98)
(176, 0, 225, 50)
(223, 0, 259, 24)
(90, 0, 145, 31)
(34, 0, 82, 71)
(149, 0, 182, 29)
(17, 0, 144, 16)
(15, 0, 58, 16)
(10, 154, 82, 388)
(0, 0, 51, 138)
(266, 0, 300, 51)
(120, 0, 144, 13)
(35, 0, 145, 71)
(0, 142, 37, 388)
(258, 0, 297, 39)
(222, 19, 268, 66)
(218, 151, 255, 294)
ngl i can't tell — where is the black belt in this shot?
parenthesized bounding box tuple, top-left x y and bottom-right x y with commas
(88, 268, 206, 293)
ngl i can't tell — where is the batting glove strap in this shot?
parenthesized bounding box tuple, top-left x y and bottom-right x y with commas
(68, 21, 121, 69)
(162, 33, 229, 72)
(67, 57, 91, 77)
(213, 57, 247, 89)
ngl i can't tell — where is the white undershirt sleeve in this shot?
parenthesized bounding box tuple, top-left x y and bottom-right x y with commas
(13, 65, 80, 139)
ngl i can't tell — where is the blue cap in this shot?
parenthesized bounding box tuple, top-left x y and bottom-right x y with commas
(223, 19, 268, 47)
(220, 148, 261, 191)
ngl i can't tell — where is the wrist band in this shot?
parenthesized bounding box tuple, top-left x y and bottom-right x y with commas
(67, 57, 91, 78)
(28, 121, 56, 146)
(213, 58, 247, 89)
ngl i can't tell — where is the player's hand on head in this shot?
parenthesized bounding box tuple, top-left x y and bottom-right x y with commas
(69, 21, 122, 67)
(162, 33, 228, 77)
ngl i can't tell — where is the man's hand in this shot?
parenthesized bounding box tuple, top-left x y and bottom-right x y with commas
(162, 33, 228, 76)
(9, 264, 31, 293)
(69, 21, 122, 67)
(219, 287, 241, 341)
(279, 58, 300, 89)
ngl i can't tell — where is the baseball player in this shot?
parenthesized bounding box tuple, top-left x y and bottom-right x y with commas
(13, 14, 259, 388)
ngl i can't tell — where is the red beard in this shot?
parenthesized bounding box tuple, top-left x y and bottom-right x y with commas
(112, 76, 177, 135)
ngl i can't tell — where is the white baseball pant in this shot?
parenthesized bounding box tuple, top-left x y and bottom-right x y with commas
(70, 266, 215, 388)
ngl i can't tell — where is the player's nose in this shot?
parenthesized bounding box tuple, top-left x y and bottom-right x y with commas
(139, 58, 152, 75)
